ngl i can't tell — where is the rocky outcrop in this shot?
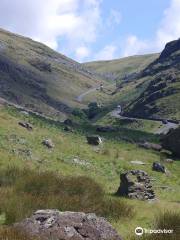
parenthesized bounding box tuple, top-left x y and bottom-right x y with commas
(14, 210, 122, 240)
(159, 38, 180, 60)
(162, 127, 180, 158)
(125, 38, 180, 120)
(116, 170, 155, 200)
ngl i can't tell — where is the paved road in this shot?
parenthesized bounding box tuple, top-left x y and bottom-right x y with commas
(110, 107, 179, 135)
(155, 122, 178, 135)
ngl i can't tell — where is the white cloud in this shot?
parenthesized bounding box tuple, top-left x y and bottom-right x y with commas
(75, 46, 91, 61)
(107, 9, 122, 27)
(156, 0, 180, 49)
(0, 0, 102, 60)
(95, 44, 117, 60)
(122, 0, 180, 57)
(122, 35, 149, 57)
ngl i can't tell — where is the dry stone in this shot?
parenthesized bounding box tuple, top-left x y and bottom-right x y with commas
(116, 170, 155, 200)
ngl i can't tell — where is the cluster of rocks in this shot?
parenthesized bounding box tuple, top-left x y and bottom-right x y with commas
(116, 170, 155, 200)
(14, 210, 122, 240)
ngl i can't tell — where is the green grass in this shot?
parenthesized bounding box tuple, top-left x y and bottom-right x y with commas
(84, 54, 158, 81)
(0, 168, 133, 225)
(129, 211, 180, 240)
(0, 28, 102, 117)
(0, 105, 180, 239)
(96, 114, 163, 133)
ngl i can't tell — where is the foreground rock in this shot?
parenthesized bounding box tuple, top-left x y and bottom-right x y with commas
(152, 162, 166, 173)
(116, 170, 155, 200)
(162, 127, 180, 158)
(87, 135, 102, 145)
(138, 142, 162, 151)
(18, 121, 33, 131)
(42, 139, 54, 148)
(14, 210, 122, 240)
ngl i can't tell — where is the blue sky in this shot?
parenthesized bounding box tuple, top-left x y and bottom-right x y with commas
(0, 0, 180, 62)
(81, 0, 171, 60)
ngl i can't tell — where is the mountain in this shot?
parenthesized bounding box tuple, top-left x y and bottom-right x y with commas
(125, 39, 180, 120)
(0, 28, 101, 119)
(0, 28, 179, 122)
(84, 54, 158, 82)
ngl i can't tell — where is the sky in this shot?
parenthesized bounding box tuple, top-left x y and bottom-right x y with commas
(0, 0, 180, 62)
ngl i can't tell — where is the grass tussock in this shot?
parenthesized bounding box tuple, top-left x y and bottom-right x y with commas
(0, 167, 133, 225)
(0, 227, 37, 240)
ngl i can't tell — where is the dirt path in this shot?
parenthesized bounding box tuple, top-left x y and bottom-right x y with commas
(76, 87, 98, 102)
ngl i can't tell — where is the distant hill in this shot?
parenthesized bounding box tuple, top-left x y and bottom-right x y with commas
(0, 28, 101, 118)
(84, 54, 158, 82)
(126, 39, 180, 120)
(0, 28, 179, 121)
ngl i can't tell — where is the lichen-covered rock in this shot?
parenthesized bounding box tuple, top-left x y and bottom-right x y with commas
(116, 170, 155, 200)
(14, 210, 122, 240)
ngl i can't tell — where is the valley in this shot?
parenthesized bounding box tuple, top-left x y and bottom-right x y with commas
(0, 29, 180, 240)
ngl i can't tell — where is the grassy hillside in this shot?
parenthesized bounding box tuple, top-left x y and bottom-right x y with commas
(0, 28, 102, 119)
(81, 54, 159, 121)
(83, 40, 180, 122)
(0, 104, 180, 239)
(125, 39, 180, 120)
(84, 54, 158, 81)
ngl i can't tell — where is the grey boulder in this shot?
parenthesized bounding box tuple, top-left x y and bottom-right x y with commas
(14, 210, 122, 240)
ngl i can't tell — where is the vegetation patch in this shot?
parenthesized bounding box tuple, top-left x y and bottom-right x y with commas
(0, 168, 133, 225)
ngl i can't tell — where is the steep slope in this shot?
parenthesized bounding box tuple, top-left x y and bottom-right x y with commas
(0, 28, 101, 118)
(84, 54, 158, 82)
(0, 104, 180, 239)
(126, 39, 180, 120)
